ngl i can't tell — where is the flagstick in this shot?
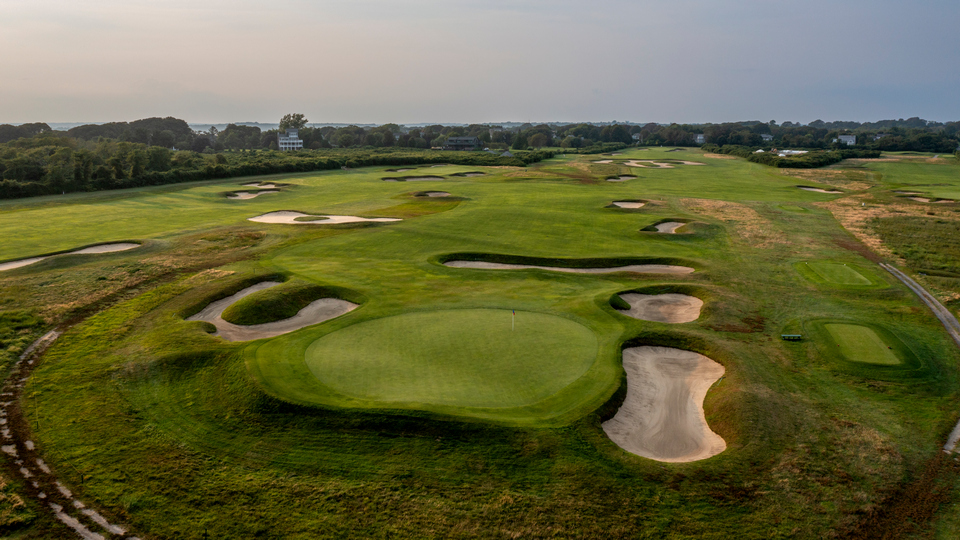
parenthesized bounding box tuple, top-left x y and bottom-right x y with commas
(512, 311, 515, 331)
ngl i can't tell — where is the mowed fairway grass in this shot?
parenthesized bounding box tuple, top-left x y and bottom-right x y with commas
(825, 323, 902, 365)
(4, 147, 960, 539)
(304, 309, 597, 408)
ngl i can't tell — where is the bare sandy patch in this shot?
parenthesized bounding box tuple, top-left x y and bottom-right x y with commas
(799, 186, 843, 194)
(444, 261, 694, 275)
(186, 282, 357, 341)
(602, 346, 725, 462)
(703, 153, 737, 160)
(910, 197, 932, 203)
(248, 211, 401, 225)
(680, 198, 787, 248)
(228, 190, 279, 200)
(617, 294, 703, 323)
(0, 243, 140, 272)
(655, 222, 686, 234)
(612, 201, 645, 209)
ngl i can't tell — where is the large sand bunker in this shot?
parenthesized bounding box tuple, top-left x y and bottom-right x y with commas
(187, 282, 357, 342)
(248, 211, 401, 225)
(616, 294, 703, 323)
(593, 160, 613, 164)
(0, 243, 140, 272)
(444, 261, 694, 275)
(625, 160, 704, 168)
(243, 182, 278, 189)
(417, 191, 451, 198)
(603, 346, 725, 462)
(612, 201, 645, 209)
(798, 186, 842, 194)
(382, 176, 445, 182)
(654, 222, 686, 234)
(228, 190, 279, 200)
(607, 175, 636, 182)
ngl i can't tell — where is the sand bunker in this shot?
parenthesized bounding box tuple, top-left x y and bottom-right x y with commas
(612, 201, 645, 209)
(382, 176, 445, 182)
(655, 222, 686, 234)
(0, 243, 140, 272)
(624, 160, 672, 169)
(602, 346, 725, 462)
(228, 190, 279, 200)
(248, 211, 401, 225)
(593, 160, 613, 164)
(798, 186, 842, 194)
(607, 176, 635, 182)
(616, 294, 703, 323)
(243, 183, 277, 189)
(894, 190, 921, 195)
(417, 191, 451, 197)
(187, 282, 357, 342)
(444, 261, 694, 275)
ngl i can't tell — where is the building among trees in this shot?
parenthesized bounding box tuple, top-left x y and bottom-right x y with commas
(443, 136, 481, 151)
(278, 129, 303, 151)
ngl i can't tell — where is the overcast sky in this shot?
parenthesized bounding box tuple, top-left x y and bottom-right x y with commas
(2, 0, 958, 125)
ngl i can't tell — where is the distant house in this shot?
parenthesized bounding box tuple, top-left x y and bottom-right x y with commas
(631, 133, 642, 141)
(278, 128, 303, 151)
(760, 134, 774, 142)
(837, 135, 856, 146)
(874, 133, 891, 141)
(694, 134, 705, 144)
(443, 137, 481, 151)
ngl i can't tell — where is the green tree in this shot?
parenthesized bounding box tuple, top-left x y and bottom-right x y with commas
(279, 113, 308, 131)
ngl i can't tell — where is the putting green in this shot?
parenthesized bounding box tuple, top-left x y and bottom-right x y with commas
(304, 309, 598, 408)
(824, 323, 901, 365)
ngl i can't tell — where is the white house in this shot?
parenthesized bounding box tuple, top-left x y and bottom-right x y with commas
(837, 135, 856, 146)
(278, 128, 303, 151)
(760, 134, 774, 142)
(694, 134, 705, 144)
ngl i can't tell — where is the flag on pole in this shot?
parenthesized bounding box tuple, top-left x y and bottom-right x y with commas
(512, 310, 515, 331)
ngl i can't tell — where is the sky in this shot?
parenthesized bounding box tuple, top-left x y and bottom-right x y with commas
(2, 0, 959, 125)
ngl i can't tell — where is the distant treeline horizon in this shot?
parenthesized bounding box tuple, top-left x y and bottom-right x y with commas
(0, 115, 956, 201)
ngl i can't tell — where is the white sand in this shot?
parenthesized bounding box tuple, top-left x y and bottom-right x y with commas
(248, 211, 401, 225)
(607, 176, 635, 182)
(910, 197, 931, 202)
(894, 191, 921, 195)
(419, 191, 451, 197)
(444, 261, 694, 275)
(0, 243, 140, 272)
(243, 182, 277, 188)
(612, 201, 645, 209)
(593, 160, 613, 164)
(624, 160, 672, 169)
(799, 187, 842, 194)
(655, 222, 686, 234)
(393, 168, 415, 172)
(228, 190, 279, 200)
(616, 294, 703, 323)
(602, 346, 725, 463)
(186, 281, 357, 342)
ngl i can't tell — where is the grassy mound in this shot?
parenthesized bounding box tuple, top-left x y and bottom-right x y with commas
(304, 309, 597, 408)
(220, 281, 362, 326)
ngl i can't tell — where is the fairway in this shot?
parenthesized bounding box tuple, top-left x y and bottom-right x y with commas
(824, 323, 901, 365)
(304, 309, 598, 408)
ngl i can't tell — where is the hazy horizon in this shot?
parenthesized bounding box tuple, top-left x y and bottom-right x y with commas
(3, 0, 958, 125)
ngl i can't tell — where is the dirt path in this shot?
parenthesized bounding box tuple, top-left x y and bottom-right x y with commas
(2, 331, 141, 539)
(443, 261, 694, 275)
(186, 282, 358, 341)
(879, 263, 960, 454)
(602, 346, 725, 462)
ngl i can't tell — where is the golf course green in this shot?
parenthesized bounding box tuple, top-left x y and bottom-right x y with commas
(3, 147, 960, 538)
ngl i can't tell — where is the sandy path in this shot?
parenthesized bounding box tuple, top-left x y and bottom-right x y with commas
(799, 186, 842, 194)
(248, 211, 401, 225)
(617, 294, 703, 323)
(228, 190, 279, 200)
(612, 201, 645, 209)
(186, 282, 358, 341)
(654, 222, 686, 234)
(0, 243, 140, 272)
(602, 346, 725, 462)
(444, 261, 694, 275)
